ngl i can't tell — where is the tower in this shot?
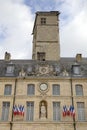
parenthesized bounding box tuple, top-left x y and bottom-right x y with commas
(32, 11, 60, 61)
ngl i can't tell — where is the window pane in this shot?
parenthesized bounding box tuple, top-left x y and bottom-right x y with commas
(73, 65, 80, 75)
(77, 102, 85, 121)
(27, 84, 35, 95)
(26, 102, 34, 121)
(37, 52, 45, 61)
(41, 18, 46, 25)
(53, 102, 60, 121)
(76, 85, 83, 96)
(1, 102, 10, 121)
(6, 66, 14, 74)
(52, 84, 60, 95)
(4, 85, 12, 95)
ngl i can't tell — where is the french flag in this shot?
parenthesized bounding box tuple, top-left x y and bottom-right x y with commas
(19, 105, 24, 116)
(22, 105, 24, 116)
(70, 105, 75, 117)
(63, 105, 67, 117)
(67, 106, 70, 116)
(13, 105, 17, 116)
(13, 105, 24, 116)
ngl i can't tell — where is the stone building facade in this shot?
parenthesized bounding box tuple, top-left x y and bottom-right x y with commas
(0, 11, 87, 130)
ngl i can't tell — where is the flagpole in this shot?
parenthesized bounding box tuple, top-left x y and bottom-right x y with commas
(70, 76, 76, 130)
(10, 78, 17, 130)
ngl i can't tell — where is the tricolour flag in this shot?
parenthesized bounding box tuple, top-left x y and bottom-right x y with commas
(21, 105, 24, 116)
(63, 105, 67, 117)
(13, 105, 24, 116)
(67, 106, 70, 116)
(70, 105, 75, 117)
(13, 105, 17, 116)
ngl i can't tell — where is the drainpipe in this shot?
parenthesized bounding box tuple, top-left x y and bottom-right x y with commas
(10, 78, 17, 130)
(70, 77, 76, 130)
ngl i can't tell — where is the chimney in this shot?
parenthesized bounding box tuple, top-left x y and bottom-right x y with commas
(76, 54, 82, 62)
(4, 52, 11, 61)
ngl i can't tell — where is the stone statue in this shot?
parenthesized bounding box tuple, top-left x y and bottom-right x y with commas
(19, 68, 26, 77)
(4, 52, 11, 61)
(40, 102, 46, 119)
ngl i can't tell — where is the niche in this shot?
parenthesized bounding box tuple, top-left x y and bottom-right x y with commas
(39, 100, 47, 119)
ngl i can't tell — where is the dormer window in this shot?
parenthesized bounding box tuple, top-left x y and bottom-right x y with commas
(27, 66, 33, 76)
(37, 52, 45, 61)
(72, 64, 80, 75)
(41, 18, 46, 25)
(6, 65, 14, 76)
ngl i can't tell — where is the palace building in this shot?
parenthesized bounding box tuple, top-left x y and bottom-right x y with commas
(0, 11, 87, 130)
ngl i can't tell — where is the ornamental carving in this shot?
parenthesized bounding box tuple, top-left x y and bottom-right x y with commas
(36, 63, 54, 76)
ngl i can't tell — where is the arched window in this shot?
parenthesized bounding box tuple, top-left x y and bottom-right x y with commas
(53, 102, 60, 121)
(52, 84, 60, 95)
(4, 84, 12, 95)
(27, 84, 35, 95)
(77, 102, 85, 121)
(75, 84, 83, 96)
(26, 102, 34, 121)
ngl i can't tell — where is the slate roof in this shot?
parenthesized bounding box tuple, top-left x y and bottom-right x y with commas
(0, 57, 87, 78)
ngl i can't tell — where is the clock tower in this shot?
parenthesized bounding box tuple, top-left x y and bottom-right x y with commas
(32, 11, 60, 61)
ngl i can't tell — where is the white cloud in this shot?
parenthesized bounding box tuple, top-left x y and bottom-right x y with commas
(0, 0, 34, 59)
(0, 0, 87, 59)
(55, 0, 87, 57)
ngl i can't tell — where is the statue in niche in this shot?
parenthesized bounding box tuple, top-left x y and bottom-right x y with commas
(40, 102, 46, 119)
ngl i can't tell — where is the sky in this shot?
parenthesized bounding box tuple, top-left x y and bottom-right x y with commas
(0, 0, 87, 59)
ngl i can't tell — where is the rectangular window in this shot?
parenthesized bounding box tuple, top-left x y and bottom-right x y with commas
(1, 102, 10, 121)
(26, 102, 34, 121)
(76, 85, 83, 96)
(52, 84, 60, 95)
(6, 66, 14, 74)
(41, 18, 46, 25)
(77, 102, 85, 121)
(37, 52, 45, 61)
(4, 84, 12, 95)
(27, 84, 35, 95)
(53, 102, 60, 121)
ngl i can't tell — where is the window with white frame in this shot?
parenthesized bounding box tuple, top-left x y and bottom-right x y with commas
(27, 84, 35, 95)
(77, 102, 85, 121)
(75, 84, 83, 96)
(53, 102, 60, 121)
(52, 84, 60, 95)
(4, 84, 12, 95)
(1, 102, 10, 121)
(26, 102, 34, 121)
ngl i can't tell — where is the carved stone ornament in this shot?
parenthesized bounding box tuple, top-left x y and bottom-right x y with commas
(62, 69, 69, 76)
(19, 68, 26, 77)
(39, 66, 49, 74)
(36, 63, 54, 76)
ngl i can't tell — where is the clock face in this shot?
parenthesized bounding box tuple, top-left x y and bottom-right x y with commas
(40, 83, 48, 91)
